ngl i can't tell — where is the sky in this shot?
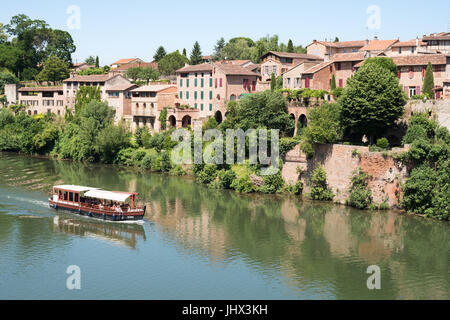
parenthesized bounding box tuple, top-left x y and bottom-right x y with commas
(1, 0, 449, 65)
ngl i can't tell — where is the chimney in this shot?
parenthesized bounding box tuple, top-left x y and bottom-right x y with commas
(374, 35, 378, 40)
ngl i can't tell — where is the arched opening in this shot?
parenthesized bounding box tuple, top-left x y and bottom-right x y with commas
(297, 114, 308, 135)
(182, 115, 191, 128)
(288, 114, 296, 137)
(168, 115, 176, 128)
(215, 111, 223, 124)
(230, 94, 236, 101)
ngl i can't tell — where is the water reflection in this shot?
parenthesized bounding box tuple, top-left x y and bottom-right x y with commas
(0, 152, 449, 299)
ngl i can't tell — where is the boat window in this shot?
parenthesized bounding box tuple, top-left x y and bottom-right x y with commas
(75, 193, 79, 203)
(69, 192, 73, 202)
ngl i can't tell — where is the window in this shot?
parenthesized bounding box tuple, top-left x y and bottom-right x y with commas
(186, 79, 189, 87)
(210, 78, 213, 87)
(194, 103, 197, 109)
(411, 46, 415, 54)
(201, 104, 204, 111)
(186, 91, 189, 99)
(180, 92, 183, 99)
(296, 78, 301, 88)
(209, 104, 212, 111)
(409, 87, 416, 97)
(209, 91, 213, 100)
(201, 79, 204, 87)
(194, 91, 197, 100)
(336, 62, 341, 71)
(180, 79, 183, 87)
(201, 91, 204, 100)
(399, 47, 402, 54)
(287, 78, 291, 86)
(195, 79, 198, 87)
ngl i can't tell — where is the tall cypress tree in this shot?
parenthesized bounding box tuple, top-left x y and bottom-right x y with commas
(270, 73, 276, 91)
(182, 48, 187, 57)
(422, 62, 435, 99)
(95, 56, 99, 68)
(190, 41, 203, 65)
(287, 39, 294, 53)
(331, 75, 336, 90)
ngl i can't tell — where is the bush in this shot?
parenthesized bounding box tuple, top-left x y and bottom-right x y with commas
(169, 165, 187, 176)
(309, 164, 334, 201)
(402, 124, 428, 144)
(196, 165, 218, 184)
(231, 174, 256, 193)
(376, 137, 389, 150)
(280, 137, 300, 157)
(285, 181, 304, 195)
(347, 168, 372, 209)
(259, 167, 285, 194)
(217, 170, 237, 189)
(402, 165, 437, 216)
(161, 150, 172, 172)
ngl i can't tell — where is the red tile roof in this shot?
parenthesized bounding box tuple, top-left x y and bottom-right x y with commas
(308, 40, 367, 49)
(113, 61, 158, 71)
(391, 54, 446, 66)
(303, 61, 334, 74)
(331, 52, 365, 62)
(360, 39, 399, 51)
(262, 51, 323, 60)
(106, 84, 138, 92)
(422, 32, 450, 41)
(110, 58, 140, 66)
(63, 74, 112, 82)
(176, 63, 213, 73)
(392, 39, 425, 47)
(215, 64, 260, 77)
(18, 86, 63, 92)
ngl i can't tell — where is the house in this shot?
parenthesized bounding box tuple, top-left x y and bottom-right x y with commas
(387, 38, 426, 56)
(390, 54, 447, 98)
(62, 74, 134, 119)
(282, 61, 321, 89)
(260, 51, 323, 80)
(422, 32, 450, 54)
(71, 62, 95, 72)
(300, 52, 365, 90)
(105, 82, 138, 122)
(359, 38, 399, 57)
(129, 84, 179, 131)
(110, 61, 159, 77)
(306, 40, 367, 60)
(110, 58, 143, 69)
(176, 62, 261, 122)
(17, 86, 65, 116)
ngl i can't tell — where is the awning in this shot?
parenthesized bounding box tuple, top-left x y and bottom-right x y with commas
(54, 185, 97, 192)
(84, 190, 133, 202)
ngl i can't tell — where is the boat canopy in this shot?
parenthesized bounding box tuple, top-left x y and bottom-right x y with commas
(84, 190, 133, 203)
(54, 185, 98, 192)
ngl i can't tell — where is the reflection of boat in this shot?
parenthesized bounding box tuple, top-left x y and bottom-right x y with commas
(49, 185, 146, 222)
(53, 216, 146, 249)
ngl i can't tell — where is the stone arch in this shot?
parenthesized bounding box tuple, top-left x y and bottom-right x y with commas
(168, 115, 176, 128)
(299, 114, 308, 128)
(182, 115, 191, 128)
(230, 94, 236, 101)
(215, 111, 223, 124)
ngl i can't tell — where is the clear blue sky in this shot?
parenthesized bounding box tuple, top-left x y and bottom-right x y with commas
(1, 0, 449, 65)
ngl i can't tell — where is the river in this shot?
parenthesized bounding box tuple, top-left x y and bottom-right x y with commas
(0, 152, 448, 300)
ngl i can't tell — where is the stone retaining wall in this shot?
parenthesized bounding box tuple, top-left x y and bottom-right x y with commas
(282, 144, 410, 208)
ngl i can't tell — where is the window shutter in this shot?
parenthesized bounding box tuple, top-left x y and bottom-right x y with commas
(339, 79, 343, 87)
(416, 86, 421, 95)
(252, 81, 256, 91)
(220, 79, 223, 87)
(215, 79, 218, 88)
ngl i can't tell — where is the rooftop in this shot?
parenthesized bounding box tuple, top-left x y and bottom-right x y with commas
(303, 60, 334, 74)
(112, 61, 158, 72)
(392, 39, 425, 47)
(131, 84, 176, 92)
(391, 54, 447, 66)
(308, 40, 367, 49)
(18, 86, 63, 92)
(360, 39, 399, 52)
(63, 74, 112, 82)
(215, 64, 260, 77)
(176, 63, 213, 73)
(110, 58, 140, 66)
(331, 52, 365, 62)
(422, 32, 450, 41)
(261, 51, 323, 60)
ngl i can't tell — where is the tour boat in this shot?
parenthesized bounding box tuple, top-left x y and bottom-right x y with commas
(49, 185, 146, 222)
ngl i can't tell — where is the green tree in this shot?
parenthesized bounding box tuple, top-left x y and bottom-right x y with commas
(138, 67, 160, 84)
(182, 48, 187, 57)
(95, 56, 99, 68)
(158, 50, 189, 76)
(334, 37, 339, 43)
(213, 37, 226, 60)
(0, 23, 8, 43)
(0, 70, 18, 95)
(270, 73, 276, 91)
(85, 56, 96, 65)
(223, 90, 294, 135)
(362, 57, 398, 75)
(287, 39, 294, 53)
(190, 41, 203, 65)
(340, 63, 406, 143)
(35, 55, 69, 84)
(300, 102, 343, 157)
(422, 62, 435, 99)
(95, 122, 131, 163)
(74, 86, 101, 115)
(330, 75, 336, 90)
(124, 67, 141, 81)
(159, 108, 168, 130)
(154, 46, 167, 62)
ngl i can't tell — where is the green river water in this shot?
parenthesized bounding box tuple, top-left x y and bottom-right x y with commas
(0, 152, 448, 299)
